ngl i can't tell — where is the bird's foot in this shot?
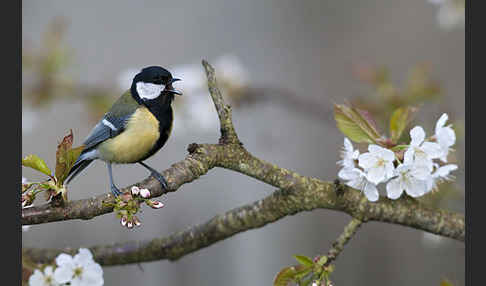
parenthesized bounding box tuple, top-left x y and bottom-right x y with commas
(111, 185, 122, 197)
(151, 171, 168, 190)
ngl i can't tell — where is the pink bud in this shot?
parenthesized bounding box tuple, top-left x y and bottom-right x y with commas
(131, 186, 140, 196)
(140, 188, 151, 198)
(127, 221, 133, 229)
(148, 200, 164, 209)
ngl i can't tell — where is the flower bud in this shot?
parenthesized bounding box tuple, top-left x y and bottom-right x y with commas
(120, 216, 128, 227)
(133, 216, 141, 226)
(131, 186, 140, 196)
(147, 199, 164, 209)
(140, 188, 151, 198)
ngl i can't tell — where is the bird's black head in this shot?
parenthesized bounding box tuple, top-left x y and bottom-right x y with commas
(131, 66, 182, 104)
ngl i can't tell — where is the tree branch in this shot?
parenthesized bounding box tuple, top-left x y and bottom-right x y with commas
(22, 60, 465, 267)
(324, 218, 363, 266)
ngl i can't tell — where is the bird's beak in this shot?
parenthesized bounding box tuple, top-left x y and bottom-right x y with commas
(166, 78, 182, 96)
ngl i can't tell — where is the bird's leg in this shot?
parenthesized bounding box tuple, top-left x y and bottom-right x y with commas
(139, 162, 168, 190)
(107, 162, 122, 196)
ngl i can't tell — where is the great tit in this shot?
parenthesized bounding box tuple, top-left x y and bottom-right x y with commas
(66, 66, 182, 196)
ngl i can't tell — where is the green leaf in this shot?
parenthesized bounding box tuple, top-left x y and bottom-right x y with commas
(55, 130, 84, 185)
(274, 265, 310, 286)
(440, 279, 454, 286)
(334, 104, 381, 144)
(316, 256, 328, 266)
(293, 255, 314, 267)
(22, 154, 52, 177)
(274, 266, 298, 286)
(389, 106, 417, 143)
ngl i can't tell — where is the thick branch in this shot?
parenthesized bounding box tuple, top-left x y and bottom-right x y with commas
(22, 60, 465, 267)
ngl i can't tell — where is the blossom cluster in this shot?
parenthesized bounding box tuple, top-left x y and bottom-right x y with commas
(28, 248, 103, 286)
(337, 113, 457, 201)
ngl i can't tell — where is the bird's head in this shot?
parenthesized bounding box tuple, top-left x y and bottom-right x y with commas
(131, 66, 182, 104)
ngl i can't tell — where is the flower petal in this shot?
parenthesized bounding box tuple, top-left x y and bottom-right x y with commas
(434, 164, 458, 178)
(421, 142, 442, 159)
(410, 165, 432, 181)
(28, 270, 45, 286)
(44, 266, 54, 276)
(363, 182, 379, 202)
(410, 126, 425, 146)
(386, 178, 403, 199)
(403, 147, 415, 165)
(437, 126, 456, 147)
(367, 144, 384, 154)
(346, 177, 364, 190)
(384, 161, 395, 180)
(54, 265, 74, 284)
(80, 263, 104, 286)
(74, 248, 94, 266)
(358, 153, 376, 169)
(435, 113, 448, 134)
(338, 168, 359, 181)
(404, 178, 427, 197)
(55, 253, 74, 267)
(366, 166, 386, 184)
(343, 138, 353, 153)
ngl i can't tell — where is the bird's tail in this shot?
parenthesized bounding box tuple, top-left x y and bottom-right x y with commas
(65, 150, 96, 185)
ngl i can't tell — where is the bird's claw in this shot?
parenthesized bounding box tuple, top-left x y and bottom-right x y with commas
(151, 172, 168, 190)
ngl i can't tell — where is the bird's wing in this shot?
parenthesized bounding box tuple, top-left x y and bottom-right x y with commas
(82, 90, 139, 150)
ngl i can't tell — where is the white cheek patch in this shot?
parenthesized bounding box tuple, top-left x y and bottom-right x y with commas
(136, 82, 165, 100)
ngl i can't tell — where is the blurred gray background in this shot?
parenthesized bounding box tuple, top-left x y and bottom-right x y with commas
(22, 0, 464, 285)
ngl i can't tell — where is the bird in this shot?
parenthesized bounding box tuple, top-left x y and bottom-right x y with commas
(65, 66, 182, 197)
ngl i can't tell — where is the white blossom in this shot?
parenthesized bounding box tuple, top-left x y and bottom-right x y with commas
(358, 145, 396, 185)
(426, 164, 458, 192)
(54, 248, 103, 286)
(337, 138, 359, 169)
(386, 164, 430, 199)
(435, 113, 456, 162)
(29, 266, 59, 286)
(404, 126, 442, 171)
(338, 167, 379, 202)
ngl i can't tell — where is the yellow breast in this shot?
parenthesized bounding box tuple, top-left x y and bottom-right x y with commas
(98, 107, 160, 163)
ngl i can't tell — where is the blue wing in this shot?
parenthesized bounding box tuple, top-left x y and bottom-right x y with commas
(82, 114, 130, 150)
(66, 91, 139, 184)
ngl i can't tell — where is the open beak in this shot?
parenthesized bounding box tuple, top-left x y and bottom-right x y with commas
(166, 78, 182, 96)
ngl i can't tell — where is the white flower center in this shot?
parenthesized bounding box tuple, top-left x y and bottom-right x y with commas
(376, 158, 386, 167)
(74, 266, 84, 277)
(44, 276, 53, 284)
